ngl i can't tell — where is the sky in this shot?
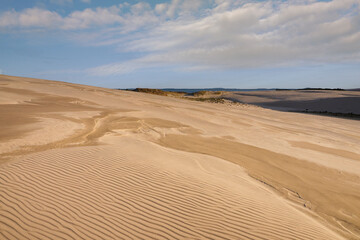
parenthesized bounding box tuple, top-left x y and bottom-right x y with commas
(0, 0, 359, 89)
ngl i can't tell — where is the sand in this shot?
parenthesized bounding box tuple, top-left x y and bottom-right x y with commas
(1, 75, 359, 239)
(222, 90, 360, 114)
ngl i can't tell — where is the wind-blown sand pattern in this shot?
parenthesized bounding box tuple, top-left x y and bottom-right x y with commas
(1, 75, 359, 239)
(221, 90, 360, 114)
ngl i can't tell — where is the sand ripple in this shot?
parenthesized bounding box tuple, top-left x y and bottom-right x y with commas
(0, 142, 342, 239)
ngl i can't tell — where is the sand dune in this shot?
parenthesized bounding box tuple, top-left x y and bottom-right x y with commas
(1, 75, 359, 239)
(222, 90, 360, 114)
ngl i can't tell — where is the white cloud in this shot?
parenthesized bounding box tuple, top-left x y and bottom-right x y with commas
(87, 55, 171, 76)
(81, 0, 91, 3)
(181, 0, 204, 12)
(155, 4, 167, 14)
(0, 8, 62, 28)
(0, 3, 158, 31)
(89, 0, 360, 75)
(166, 0, 181, 18)
(62, 6, 123, 29)
(0, 69, 3, 74)
(88, 61, 139, 75)
(0, 6, 125, 30)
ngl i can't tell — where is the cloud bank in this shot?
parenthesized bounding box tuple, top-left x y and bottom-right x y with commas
(1, 0, 360, 75)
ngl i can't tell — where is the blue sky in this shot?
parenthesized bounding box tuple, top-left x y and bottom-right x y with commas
(0, 0, 359, 89)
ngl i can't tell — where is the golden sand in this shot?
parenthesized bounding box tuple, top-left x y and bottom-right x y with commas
(1, 75, 359, 239)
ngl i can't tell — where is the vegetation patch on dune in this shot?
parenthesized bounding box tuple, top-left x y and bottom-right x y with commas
(192, 90, 222, 97)
(131, 88, 228, 104)
(133, 88, 186, 97)
(188, 97, 226, 104)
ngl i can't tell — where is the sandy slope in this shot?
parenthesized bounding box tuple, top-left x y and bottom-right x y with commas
(222, 90, 360, 114)
(0, 75, 359, 239)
